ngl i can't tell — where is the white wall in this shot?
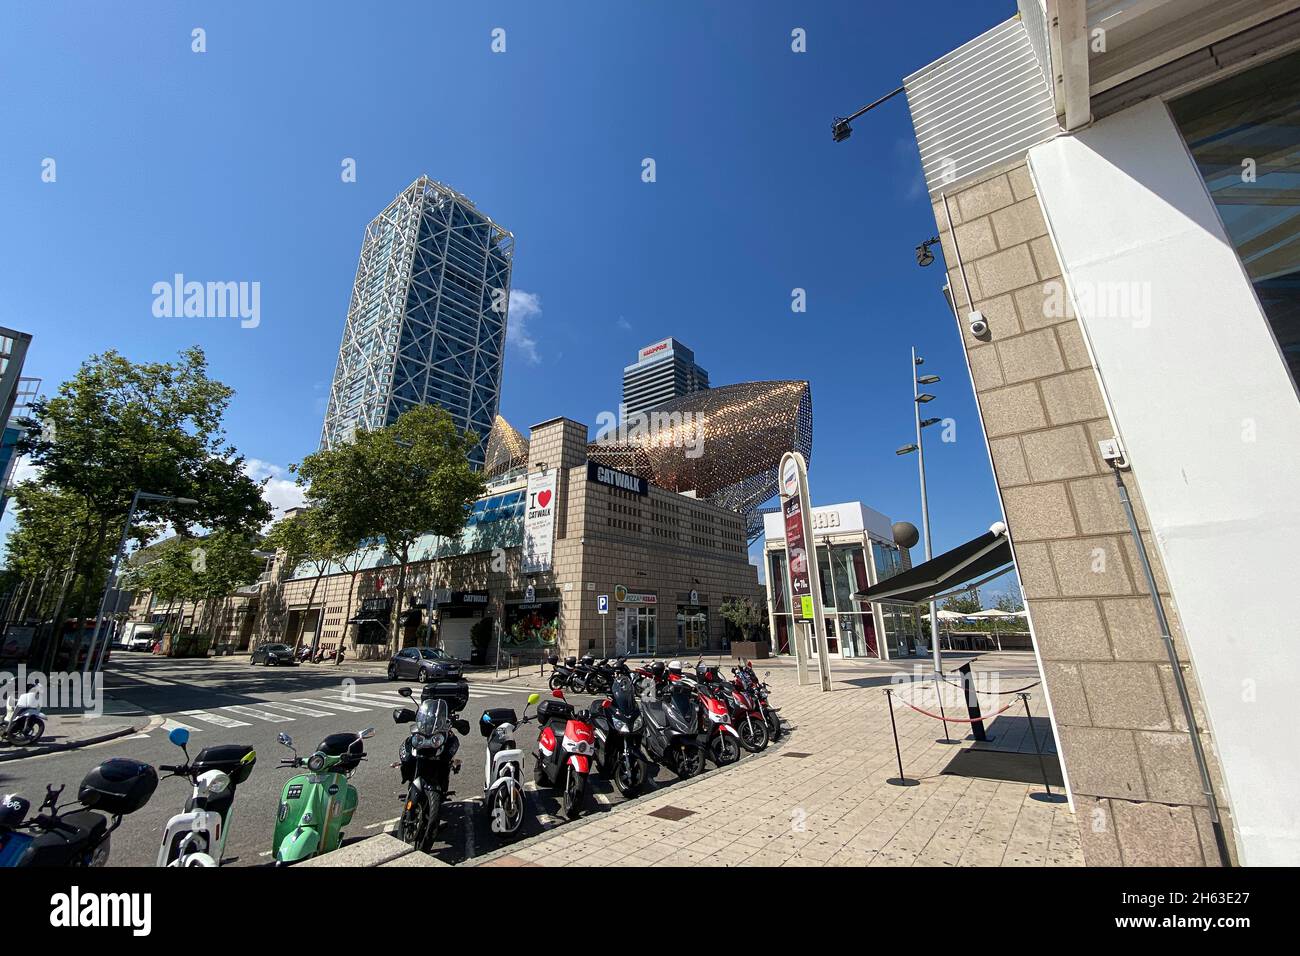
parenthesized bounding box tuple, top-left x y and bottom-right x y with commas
(1030, 98, 1300, 865)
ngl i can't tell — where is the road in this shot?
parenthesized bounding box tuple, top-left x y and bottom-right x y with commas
(0, 654, 729, 866)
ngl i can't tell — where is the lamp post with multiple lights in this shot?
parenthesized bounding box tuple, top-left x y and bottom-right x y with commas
(895, 348, 944, 677)
(83, 491, 198, 674)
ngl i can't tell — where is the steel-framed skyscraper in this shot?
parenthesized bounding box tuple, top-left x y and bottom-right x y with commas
(320, 176, 514, 468)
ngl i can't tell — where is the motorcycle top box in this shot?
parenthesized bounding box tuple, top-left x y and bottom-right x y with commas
(537, 697, 574, 723)
(191, 744, 257, 785)
(421, 679, 471, 714)
(479, 708, 518, 737)
(77, 758, 158, 816)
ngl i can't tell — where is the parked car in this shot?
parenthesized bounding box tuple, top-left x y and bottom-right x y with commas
(250, 642, 297, 666)
(387, 646, 464, 682)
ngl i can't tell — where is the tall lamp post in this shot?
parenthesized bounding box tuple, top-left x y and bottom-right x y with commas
(895, 347, 943, 677)
(83, 491, 198, 674)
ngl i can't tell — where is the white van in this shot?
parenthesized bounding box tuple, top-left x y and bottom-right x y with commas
(121, 622, 157, 652)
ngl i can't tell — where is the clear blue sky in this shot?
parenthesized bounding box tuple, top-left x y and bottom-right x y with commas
(0, 1, 1016, 596)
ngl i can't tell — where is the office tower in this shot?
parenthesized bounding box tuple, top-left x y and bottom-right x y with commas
(320, 176, 514, 468)
(620, 337, 709, 423)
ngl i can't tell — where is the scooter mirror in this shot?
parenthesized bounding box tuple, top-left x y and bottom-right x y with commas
(527, 693, 540, 705)
(278, 732, 293, 748)
(398, 687, 413, 698)
(168, 727, 190, 747)
(359, 726, 376, 740)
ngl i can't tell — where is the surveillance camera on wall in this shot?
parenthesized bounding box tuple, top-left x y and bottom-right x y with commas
(968, 311, 989, 338)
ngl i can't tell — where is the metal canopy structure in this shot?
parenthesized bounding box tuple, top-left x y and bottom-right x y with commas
(853, 522, 1012, 606)
(320, 176, 514, 468)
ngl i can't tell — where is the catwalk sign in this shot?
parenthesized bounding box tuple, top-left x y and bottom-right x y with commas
(522, 469, 558, 574)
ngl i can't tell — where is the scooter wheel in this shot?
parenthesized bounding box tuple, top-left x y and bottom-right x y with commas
(17, 718, 44, 746)
(548, 674, 565, 690)
(562, 768, 587, 820)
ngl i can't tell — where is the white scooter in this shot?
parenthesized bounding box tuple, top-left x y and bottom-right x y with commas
(156, 727, 256, 867)
(476, 693, 539, 840)
(1, 683, 46, 746)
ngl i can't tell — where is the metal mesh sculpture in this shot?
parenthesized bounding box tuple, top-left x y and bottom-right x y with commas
(484, 414, 530, 478)
(587, 380, 813, 531)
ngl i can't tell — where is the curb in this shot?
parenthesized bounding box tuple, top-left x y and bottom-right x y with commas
(0, 716, 155, 763)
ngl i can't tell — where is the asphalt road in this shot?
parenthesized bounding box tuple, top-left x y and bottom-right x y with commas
(0, 654, 742, 866)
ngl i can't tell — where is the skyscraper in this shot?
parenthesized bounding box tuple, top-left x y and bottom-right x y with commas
(620, 337, 709, 423)
(320, 176, 514, 468)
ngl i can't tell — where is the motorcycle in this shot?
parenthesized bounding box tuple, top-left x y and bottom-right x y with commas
(156, 727, 256, 867)
(639, 679, 705, 779)
(0, 758, 157, 866)
(391, 682, 471, 851)
(735, 662, 781, 741)
(532, 689, 596, 820)
(693, 662, 768, 753)
(590, 676, 649, 797)
(272, 726, 374, 864)
(477, 692, 540, 840)
(547, 655, 581, 691)
(1, 681, 46, 746)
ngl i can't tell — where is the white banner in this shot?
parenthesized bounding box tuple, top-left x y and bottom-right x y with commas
(521, 469, 558, 574)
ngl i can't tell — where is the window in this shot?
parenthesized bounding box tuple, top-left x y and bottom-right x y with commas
(1171, 49, 1300, 393)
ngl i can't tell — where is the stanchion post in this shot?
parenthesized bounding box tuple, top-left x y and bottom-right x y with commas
(884, 689, 918, 787)
(932, 673, 955, 744)
(1019, 692, 1052, 795)
(959, 662, 990, 742)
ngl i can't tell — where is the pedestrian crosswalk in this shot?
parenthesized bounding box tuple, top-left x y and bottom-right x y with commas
(151, 683, 523, 733)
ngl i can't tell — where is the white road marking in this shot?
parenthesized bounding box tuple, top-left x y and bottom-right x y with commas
(365, 817, 401, 830)
(161, 718, 203, 734)
(259, 701, 333, 717)
(595, 793, 613, 805)
(350, 692, 412, 707)
(180, 709, 250, 729)
(302, 698, 369, 713)
(222, 705, 293, 723)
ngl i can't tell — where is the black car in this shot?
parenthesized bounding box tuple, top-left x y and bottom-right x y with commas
(387, 646, 464, 682)
(250, 642, 297, 666)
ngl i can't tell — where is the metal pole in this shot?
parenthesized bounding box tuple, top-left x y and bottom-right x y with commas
(913, 347, 942, 677)
(1111, 462, 1231, 866)
(1019, 693, 1052, 796)
(884, 689, 906, 782)
(83, 490, 141, 675)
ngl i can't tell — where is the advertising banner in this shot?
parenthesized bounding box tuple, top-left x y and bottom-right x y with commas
(782, 495, 814, 620)
(522, 469, 557, 573)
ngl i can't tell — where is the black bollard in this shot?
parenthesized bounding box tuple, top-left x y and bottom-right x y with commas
(959, 662, 990, 742)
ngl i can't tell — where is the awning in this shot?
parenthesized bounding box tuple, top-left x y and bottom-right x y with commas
(853, 522, 1012, 605)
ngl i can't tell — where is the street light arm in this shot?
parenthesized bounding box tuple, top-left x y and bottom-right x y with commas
(837, 86, 906, 125)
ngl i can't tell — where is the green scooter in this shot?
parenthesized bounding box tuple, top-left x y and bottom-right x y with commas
(271, 726, 375, 864)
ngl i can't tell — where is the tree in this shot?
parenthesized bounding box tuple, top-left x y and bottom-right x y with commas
(295, 405, 485, 653)
(263, 508, 338, 652)
(995, 592, 1024, 613)
(942, 590, 983, 615)
(719, 597, 767, 641)
(132, 531, 262, 644)
(16, 348, 271, 652)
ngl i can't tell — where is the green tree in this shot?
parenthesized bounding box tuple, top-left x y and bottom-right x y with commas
(16, 348, 271, 649)
(941, 590, 983, 615)
(995, 591, 1024, 613)
(295, 405, 485, 652)
(719, 597, 767, 641)
(262, 507, 339, 652)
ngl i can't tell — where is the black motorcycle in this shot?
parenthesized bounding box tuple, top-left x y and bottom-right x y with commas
(639, 680, 705, 779)
(392, 681, 471, 851)
(0, 758, 157, 867)
(736, 663, 781, 741)
(590, 675, 649, 797)
(547, 655, 581, 691)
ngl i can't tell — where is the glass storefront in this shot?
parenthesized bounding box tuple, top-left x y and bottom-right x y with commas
(676, 606, 707, 650)
(1171, 50, 1300, 393)
(768, 538, 887, 659)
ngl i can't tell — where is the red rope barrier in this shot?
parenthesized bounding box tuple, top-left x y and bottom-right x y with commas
(894, 696, 1018, 723)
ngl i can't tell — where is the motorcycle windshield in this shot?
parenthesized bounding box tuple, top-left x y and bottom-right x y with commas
(415, 699, 448, 736)
(611, 678, 638, 716)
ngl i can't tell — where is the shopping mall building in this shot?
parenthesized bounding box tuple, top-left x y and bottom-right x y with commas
(258, 381, 816, 663)
(888, 1, 1300, 865)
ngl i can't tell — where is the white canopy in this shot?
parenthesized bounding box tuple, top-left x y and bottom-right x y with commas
(968, 608, 1025, 618)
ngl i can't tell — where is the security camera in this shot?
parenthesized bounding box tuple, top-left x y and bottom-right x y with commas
(968, 311, 989, 338)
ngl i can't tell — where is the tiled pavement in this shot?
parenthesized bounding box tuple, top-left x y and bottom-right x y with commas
(475, 652, 1084, 867)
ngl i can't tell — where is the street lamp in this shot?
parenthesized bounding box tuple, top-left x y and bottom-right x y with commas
(896, 348, 944, 678)
(831, 86, 906, 143)
(83, 491, 198, 674)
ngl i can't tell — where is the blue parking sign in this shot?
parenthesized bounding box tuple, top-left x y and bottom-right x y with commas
(597, 594, 609, 614)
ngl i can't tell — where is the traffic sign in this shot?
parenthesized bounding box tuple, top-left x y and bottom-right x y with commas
(597, 594, 609, 615)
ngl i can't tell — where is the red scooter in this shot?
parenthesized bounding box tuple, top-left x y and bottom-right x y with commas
(532, 689, 596, 820)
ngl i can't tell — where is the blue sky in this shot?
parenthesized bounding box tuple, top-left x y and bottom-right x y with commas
(0, 1, 1016, 595)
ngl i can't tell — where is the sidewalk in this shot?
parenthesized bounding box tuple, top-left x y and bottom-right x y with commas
(472, 652, 1083, 867)
(0, 708, 154, 763)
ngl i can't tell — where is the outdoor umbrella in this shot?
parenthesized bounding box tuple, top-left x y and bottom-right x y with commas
(966, 608, 1022, 650)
